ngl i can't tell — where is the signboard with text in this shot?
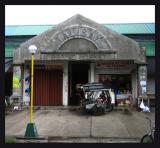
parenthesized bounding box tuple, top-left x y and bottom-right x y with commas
(96, 61, 133, 69)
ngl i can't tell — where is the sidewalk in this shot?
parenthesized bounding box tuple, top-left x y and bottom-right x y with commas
(5, 107, 155, 143)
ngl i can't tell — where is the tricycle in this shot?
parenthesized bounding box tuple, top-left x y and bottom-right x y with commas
(78, 83, 115, 115)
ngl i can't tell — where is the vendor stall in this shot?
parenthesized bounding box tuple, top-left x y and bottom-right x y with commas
(116, 93, 132, 111)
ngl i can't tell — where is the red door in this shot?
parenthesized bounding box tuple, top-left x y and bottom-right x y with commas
(33, 69, 62, 106)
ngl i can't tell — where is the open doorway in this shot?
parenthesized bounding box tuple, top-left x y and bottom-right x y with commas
(68, 62, 89, 105)
(99, 74, 132, 95)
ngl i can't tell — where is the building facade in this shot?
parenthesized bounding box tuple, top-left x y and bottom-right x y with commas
(5, 15, 154, 106)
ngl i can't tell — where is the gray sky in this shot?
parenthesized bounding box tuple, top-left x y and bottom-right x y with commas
(5, 5, 155, 25)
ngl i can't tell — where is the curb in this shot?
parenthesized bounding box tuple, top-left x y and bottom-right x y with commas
(10, 135, 141, 143)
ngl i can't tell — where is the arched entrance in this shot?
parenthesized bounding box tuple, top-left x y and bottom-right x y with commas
(59, 38, 97, 106)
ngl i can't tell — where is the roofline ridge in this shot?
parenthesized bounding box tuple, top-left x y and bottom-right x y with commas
(6, 22, 155, 27)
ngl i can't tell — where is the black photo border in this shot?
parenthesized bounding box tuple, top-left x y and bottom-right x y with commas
(1, 0, 159, 146)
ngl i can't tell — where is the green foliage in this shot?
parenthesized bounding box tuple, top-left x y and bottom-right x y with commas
(5, 136, 16, 143)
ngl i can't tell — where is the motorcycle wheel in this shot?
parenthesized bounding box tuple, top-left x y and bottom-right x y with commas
(140, 134, 154, 143)
(105, 104, 113, 112)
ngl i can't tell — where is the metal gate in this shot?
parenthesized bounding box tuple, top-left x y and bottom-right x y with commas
(33, 68, 62, 106)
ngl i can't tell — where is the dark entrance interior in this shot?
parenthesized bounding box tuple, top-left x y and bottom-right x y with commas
(69, 62, 89, 105)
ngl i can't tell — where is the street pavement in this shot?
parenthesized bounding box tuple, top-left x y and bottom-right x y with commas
(5, 107, 155, 143)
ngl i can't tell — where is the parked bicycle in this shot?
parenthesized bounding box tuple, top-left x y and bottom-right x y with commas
(140, 116, 155, 143)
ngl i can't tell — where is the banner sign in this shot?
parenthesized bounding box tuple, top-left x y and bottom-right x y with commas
(96, 61, 133, 69)
(12, 66, 21, 96)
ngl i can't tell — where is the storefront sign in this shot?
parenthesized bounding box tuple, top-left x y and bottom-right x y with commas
(138, 66, 147, 97)
(13, 76, 20, 88)
(44, 53, 116, 60)
(49, 25, 111, 50)
(12, 66, 21, 96)
(96, 61, 132, 69)
(140, 80, 146, 86)
(24, 69, 30, 99)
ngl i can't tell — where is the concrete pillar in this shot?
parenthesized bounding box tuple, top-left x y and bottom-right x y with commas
(23, 66, 30, 106)
(12, 66, 22, 97)
(63, 62, 68, 106)
(131, 70, 137, 104)
(138, 65, 147, 97)
(138, 65, 148, 106)
(90, 63, 95, 82)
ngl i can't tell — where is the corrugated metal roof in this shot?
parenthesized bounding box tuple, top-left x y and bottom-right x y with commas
(5, 25, 54, 36)
(5, 23, 154, 36)
(104, 23, 155, 34)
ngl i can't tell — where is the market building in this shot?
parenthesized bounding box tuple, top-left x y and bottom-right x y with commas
(5, 14, 155, 107)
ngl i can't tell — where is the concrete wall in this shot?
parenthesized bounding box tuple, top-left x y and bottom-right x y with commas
(131, 70, 138, 104)
(90, 63, 95, 82)
(63, 62, 68, 106)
